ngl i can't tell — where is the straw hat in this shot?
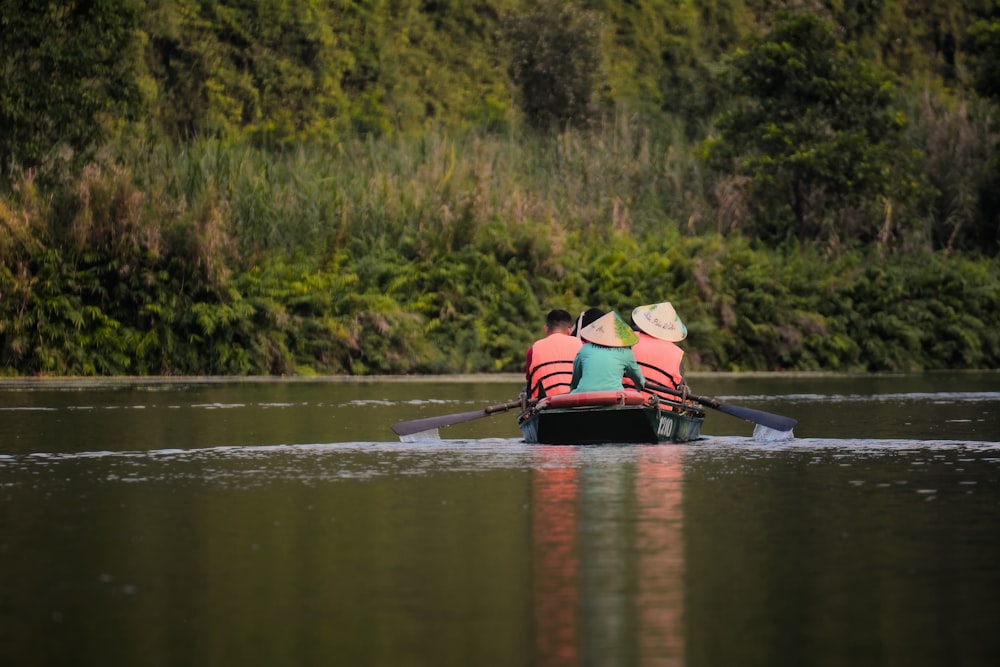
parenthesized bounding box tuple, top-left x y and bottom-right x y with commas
(632, 302, 687, 342)
(579, 311, 639, 347)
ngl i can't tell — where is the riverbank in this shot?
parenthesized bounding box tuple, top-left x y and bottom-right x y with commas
(5, 369, 995, 391)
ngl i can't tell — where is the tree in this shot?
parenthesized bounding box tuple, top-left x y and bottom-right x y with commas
(0, 0, 143, 178)
(967, 19, 1000, 253)
(594, 0, 754, 133)
(703, 11, 910, 247)
(970, 19, 1000, 102)
(502, 0, 603, 131)
(142, 0, 357, 144)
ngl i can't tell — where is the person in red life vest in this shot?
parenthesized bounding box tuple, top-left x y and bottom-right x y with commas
(624, 302, 687, 404)
(525, 309, 583, 399)
(570, 311, 645, 393)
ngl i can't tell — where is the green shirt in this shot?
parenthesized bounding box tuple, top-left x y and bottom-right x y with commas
(570, 343, 645, 393)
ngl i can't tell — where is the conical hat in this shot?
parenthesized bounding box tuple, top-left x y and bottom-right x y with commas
(579, 311, 639, 347)
(632, 302, 687, 342)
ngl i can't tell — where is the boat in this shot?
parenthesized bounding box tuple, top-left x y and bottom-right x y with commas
(517, 389, 706, 445)
(391, 383, 793, 443)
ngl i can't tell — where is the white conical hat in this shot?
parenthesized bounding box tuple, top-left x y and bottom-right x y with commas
(579, 311, 639, 347)
(632, 302, 687, 342)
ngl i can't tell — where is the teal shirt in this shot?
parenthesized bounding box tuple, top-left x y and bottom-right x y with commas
(570, 344, 645, 393)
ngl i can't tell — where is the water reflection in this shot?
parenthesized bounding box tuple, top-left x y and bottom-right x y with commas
(681, 440, 1000, 667)
(532, 445, 687, 667)
(533, 447, 580, 666)
(634, 449, 685, 666)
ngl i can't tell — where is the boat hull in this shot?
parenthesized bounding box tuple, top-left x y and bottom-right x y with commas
(518, 392, 705, 445)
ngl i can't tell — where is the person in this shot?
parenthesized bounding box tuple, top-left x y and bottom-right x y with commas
(571, 307, 606, 338)
(624, 302, 687, 403)
(570, 311, 645, 393)
(525, 309, 583, 399)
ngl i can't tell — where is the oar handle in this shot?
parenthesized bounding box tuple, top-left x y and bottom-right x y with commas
(484, 399, 524, 415)
(646, 381, 724, 409)
(645, 381, 698, 404)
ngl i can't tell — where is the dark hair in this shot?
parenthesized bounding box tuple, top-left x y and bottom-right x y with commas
(572, 307, 605, 337)
(545, 309, 574, 329)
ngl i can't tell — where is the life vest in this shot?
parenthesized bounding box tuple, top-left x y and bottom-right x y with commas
(527, 333, 583, 399)
(624, 332, 684, 401)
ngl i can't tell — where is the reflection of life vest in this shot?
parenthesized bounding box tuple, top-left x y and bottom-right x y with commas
(527, 334, 583, 399)
(624, 332, 684, 400)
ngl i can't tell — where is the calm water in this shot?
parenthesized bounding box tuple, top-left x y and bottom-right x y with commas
(1, 372, 999, 667)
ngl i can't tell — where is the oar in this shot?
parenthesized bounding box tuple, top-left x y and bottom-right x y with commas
(646, 381, 797, 432)
(391, 398, 528, 437)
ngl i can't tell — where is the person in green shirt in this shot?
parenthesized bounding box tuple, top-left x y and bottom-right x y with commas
(570, 311, 646, 393)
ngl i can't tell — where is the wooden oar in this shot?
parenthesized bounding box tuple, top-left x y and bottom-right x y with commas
(391, 398, 528, 437)
(646, 381, 797, 432)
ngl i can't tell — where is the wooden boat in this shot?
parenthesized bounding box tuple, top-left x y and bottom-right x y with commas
(517, 389, 705, 445)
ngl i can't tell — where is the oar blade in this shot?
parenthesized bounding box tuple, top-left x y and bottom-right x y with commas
(391, 408, 493, 437)
(391, 399, 525, 437)
(712, 401, 797, 432)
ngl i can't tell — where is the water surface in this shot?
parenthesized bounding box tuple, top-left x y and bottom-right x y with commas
(1, 373, 998, 666)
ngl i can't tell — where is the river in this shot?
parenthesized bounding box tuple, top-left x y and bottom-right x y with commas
(1, 372, 999, 666)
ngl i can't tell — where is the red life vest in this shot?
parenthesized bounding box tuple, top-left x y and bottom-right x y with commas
(527, 333, 583, 399)
(624, 332, 684, 400)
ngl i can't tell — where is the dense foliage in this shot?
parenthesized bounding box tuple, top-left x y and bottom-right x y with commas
(703, 12, 913, 246)
(0, 0, 143, 177)
(2, 0, 1000, 376)
(502, 0, 603, 129)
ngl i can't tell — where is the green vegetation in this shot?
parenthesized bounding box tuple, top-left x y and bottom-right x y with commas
(502, 0, 603, 129)
(0, 0, 143, 177)
(703, 12, 913, 245)
(2, 1, 1000, 376)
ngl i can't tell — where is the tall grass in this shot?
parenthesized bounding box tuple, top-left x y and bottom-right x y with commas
(3, 116, 1000, 376)
(109, 116, 706, 264)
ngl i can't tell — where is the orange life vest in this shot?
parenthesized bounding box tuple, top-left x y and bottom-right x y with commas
(624, 332, 684, 400)
(527, 333, 583, 399)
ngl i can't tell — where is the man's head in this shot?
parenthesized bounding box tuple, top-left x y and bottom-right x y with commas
(545, 309, 575, 335)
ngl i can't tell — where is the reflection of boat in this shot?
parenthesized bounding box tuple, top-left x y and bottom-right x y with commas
(518, 390, 705, 445)
(531, 445, 687, 664)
